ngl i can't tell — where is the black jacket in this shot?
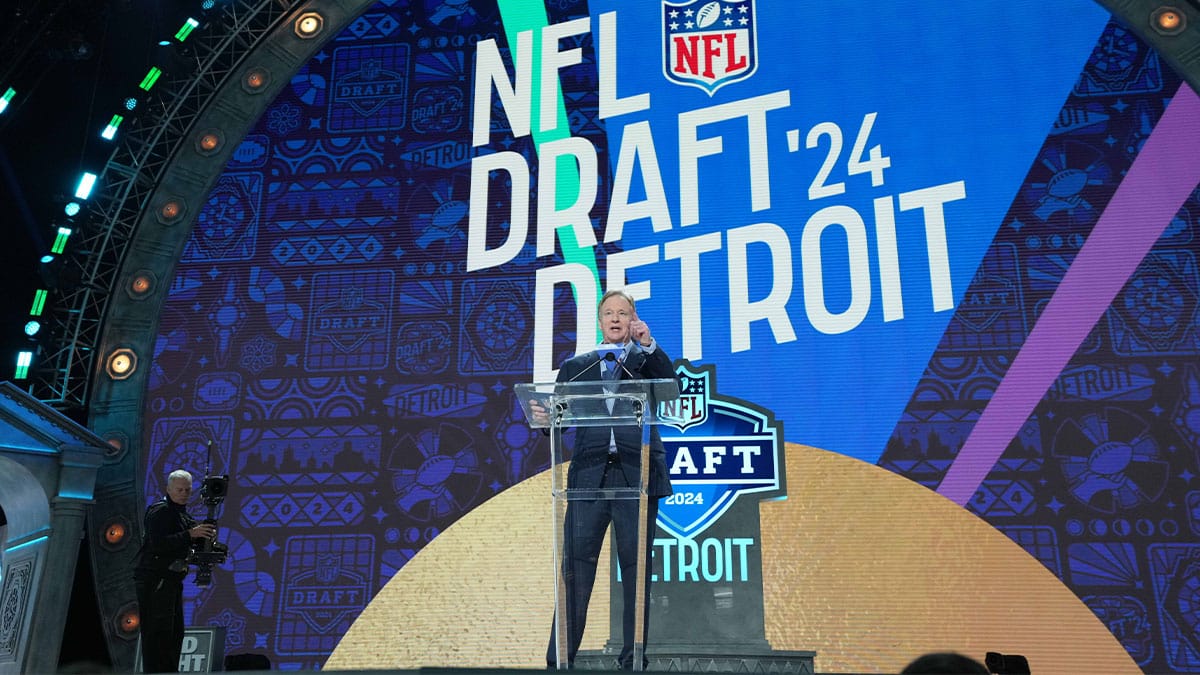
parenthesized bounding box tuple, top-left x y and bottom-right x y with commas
(134, 497, 197, 582)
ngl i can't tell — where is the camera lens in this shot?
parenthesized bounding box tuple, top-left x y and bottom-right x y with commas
(202, 475, 229, 498)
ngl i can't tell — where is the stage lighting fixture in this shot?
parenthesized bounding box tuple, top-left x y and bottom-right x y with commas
(105, 348, 138, 380)
(51, 226, 72, 255)
(15, 351, 33, 380)
(127, 271, 156, 299)
(102, 431, 128, 459)
(123, 96, 138, 111)
(294, 11, 324, 38)
(1151, 6, 1187, 35)
(196, 129, 223, 155)
(104, 521, 128, 545)
(155, 198, 186, 225)
(38, 256, 68, 289)
(138, 66, 163, 92)
(74, 172, 98, 200)
(0, 87, 14, 115)
(30, 289, 47, 316)
(24, 320, 41, 337)
(64, 201, 82, 216)
(201, 0, 216, 10)
(101, 114, 124, 140)
(118, 608, 140, 634)
(242, 67, 270, 93)
(176, 17, 201, 41)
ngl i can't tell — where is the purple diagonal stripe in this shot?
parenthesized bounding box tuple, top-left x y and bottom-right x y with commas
(938, 82, 1200, 506)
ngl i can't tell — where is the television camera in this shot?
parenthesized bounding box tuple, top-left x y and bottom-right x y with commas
(188, 443, 230, 586)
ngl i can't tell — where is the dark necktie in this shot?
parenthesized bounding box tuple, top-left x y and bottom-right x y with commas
(603, 359, 618, 449)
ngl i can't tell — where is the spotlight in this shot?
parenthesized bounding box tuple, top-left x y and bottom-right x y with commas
(118, 608, 140, 634)
(123, 97, 138, 111)
(105, 348, 138, 380)
(51, 226, 72, 255)
(38, 254, 77, 289)
(196, 129, 223, 155)
(138, 66, 163, 92)
(104, 433, 126, 453)
(15, 351, 33, 380)
(104, 521, 128, 545)
(64, 201, 82, 216)
(126, 271, 156, 300)
(294, 11, 324, 38)
(175, 17, 201, 42)
(102, 431, 128, 459)
(30, 289, 48, 316)
(1151, 6, 1186, 35)
(156, 198, 186, 225)
(74, 172, 98, 200)
(101, 114, 125, 141)
(242, 67, 270, 94)
(24, 320, 41, 337)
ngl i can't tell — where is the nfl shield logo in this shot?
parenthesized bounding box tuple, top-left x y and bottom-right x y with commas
(315, 553, 341, 583)
(662, 0, 758, 95)
(660, 364, 709, 432)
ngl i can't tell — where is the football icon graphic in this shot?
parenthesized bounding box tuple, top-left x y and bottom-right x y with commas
(696, 1, 722, 29)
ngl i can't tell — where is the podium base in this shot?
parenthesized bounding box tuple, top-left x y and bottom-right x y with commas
(574, 648, 816, 673)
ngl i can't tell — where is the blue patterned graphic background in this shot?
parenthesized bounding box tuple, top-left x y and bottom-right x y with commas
(877, 23, 1200, 670)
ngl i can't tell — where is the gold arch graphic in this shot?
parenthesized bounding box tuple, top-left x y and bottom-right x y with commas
(328, 445, 1138, 674)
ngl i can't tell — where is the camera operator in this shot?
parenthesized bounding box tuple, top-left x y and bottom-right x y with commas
(134, 469, 216, 673)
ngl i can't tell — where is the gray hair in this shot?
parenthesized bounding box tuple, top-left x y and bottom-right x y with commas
(167, 469, 193, 485)
(598, 289, 637, 315)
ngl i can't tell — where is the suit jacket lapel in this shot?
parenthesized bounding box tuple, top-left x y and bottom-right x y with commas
(624, 349, 646, 377)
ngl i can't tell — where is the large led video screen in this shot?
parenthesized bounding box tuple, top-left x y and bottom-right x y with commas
(136, 1, 1200, 672)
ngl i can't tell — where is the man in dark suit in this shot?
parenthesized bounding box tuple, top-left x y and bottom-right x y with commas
(541, 289, 678, 670)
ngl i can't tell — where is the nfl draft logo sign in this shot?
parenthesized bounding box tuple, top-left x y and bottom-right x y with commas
(662, 0, 758, 95)
(656, 361, 782, 539)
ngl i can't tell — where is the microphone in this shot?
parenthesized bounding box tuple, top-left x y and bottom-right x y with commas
(567, 349, 611, 382)
(566, 345, 632, 382)
(598, 343, 640, 379)
(607, 350, 637, 379)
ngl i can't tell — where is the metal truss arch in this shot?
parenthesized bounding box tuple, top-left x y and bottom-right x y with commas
(43, 1, 378, 669)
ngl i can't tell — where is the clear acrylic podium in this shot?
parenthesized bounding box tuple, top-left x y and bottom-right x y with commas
(515, 377, 679, 671)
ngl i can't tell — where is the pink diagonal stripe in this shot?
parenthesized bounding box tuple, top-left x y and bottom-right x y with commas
(938, 83, 1200, 506)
